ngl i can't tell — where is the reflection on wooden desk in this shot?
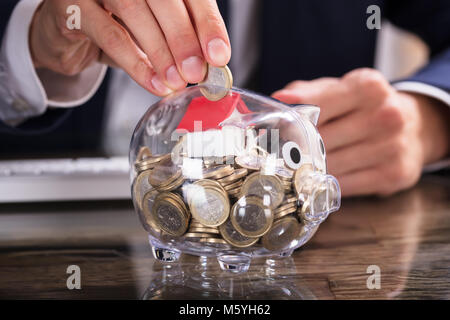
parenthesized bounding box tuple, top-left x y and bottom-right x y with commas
(0, 175, 448, 299)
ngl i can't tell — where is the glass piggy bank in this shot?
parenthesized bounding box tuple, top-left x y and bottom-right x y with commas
(130, 86, 340, 272)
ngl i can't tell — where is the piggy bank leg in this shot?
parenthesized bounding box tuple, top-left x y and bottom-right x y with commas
(149, 237, 181, 263)
(217, 253, 252, 273)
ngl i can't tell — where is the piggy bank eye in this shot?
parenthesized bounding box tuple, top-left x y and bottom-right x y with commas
(319, 137, 326, 157)
(282, 141, 302, 170)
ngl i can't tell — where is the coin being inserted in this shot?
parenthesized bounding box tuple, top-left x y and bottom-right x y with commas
(199, 65, 233, 101)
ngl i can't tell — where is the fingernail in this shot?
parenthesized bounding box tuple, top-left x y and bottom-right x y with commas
(151, 75, 172, 96)
(207, 38, 230, 66)
(181, 56, 206, 83)
(166, 65, 186, 90)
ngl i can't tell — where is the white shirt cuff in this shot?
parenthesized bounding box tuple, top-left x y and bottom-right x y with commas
(0, 0, 107, 126)
(393, 81, 450, 172)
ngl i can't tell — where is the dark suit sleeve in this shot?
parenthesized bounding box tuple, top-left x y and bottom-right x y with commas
(0, 0, 71, 134)
(385, 0, 450, 92)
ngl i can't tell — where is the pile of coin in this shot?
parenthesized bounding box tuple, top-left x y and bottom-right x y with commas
(133, 143, 314, 252)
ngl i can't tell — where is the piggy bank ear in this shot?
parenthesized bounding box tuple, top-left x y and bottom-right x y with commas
(291, 105, 320, 126)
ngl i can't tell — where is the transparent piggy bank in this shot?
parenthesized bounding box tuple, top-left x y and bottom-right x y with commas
(130, 86, 340, 272)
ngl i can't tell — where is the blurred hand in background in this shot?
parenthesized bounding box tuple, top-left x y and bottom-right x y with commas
(273, 68, 450, 197)
(30, 0, 231, 96)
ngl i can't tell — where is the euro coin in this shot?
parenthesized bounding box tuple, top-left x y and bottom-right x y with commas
(192, 179, 226, 194)
(274, 206, 298, 220)
(199, 65, 233, 101)
(284, 194, 298, 204)
(202, 164, 234, 179)
(199, 237, 229, 245)
(188, 185, 230, 227)
(156, 174, 185, 192)
(275, 166, 294, 181)
(261, 216, 301, 252)
(133, 170, 153, 210)
(223, 180, 243, 191)
(152, 192, 189, 237)
(235, 154, 265, 171)
(148, 157, 182, 189)
(217, 168, 248, 185)
(230, 196, 273, 238)
(184, 232, 212, 238)
(135, 153, 170, 172)
(274, 202, 297, 214)
(219, 219, 259, 248)
(141, 189, 161, 233)
(137, 146, 152, 161)
(240, 173, 284, 209)
(189, 227, 220, 234)
(293, 163, 314, 195)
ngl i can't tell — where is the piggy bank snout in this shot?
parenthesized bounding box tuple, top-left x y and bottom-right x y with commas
(300, 173, 341, 224)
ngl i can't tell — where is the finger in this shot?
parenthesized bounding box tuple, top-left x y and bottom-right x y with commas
(327, 138, 399, 177)
(319, 110, 372, 152)
(81, 1, 171, 96)
(147, 0, 207, 83)
(337, 167, 384, 197)
(98, 51, 119, 69)
(272, 79, 359, 125)
(185, 0, 231, 66)
(105, 0, 186, 91)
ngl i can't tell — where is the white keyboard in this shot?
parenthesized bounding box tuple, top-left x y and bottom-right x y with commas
(0, 157, 131, 203)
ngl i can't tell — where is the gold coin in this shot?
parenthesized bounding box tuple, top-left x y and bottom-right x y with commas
(293, 163, 314, 195)
(135, 153, 170, 171)
(230, 196, 273, 238)
(275, 166, 294, 181)
(136, 146, 152, 162)
(199, 237, 229, 245)
(235, 154, 265, 171)
(227, 188, 242, 198)
(274, 202, 297, 214)
(133, 170, 154, 210)
(152, 192, 189, 237)
(193, 179, 226, 193)
(148, 157, 182, 189)
(219, 219, 259, 248)
(156, 174, 185, 192)
(202, 164, 234, 179)
(189, 227, 220, 234)
(274, 206, 297, 220)
(284, 194, 298, 204)
(184, 232, 212, 238)
(217, 168, 248, 185)
(223, 180, 243, 191)
(261, 216, 301, 252)
(141, 189, 161, 233)
(199, 65, 233, 101)
(239, 173, 284, 209)
(188, 185, 230, 227)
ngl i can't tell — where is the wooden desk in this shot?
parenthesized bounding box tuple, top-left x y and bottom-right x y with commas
(0, 175, 448, 299)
